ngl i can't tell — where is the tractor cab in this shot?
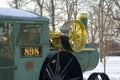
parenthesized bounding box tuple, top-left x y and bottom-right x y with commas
(0, 8, 49, 80)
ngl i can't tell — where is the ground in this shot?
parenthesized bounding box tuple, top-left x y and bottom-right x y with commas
(83, 56, 120, 80)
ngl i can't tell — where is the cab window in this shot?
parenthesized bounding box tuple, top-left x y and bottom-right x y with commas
(18, 24, 42, 44)
(0, 23, 13, 58)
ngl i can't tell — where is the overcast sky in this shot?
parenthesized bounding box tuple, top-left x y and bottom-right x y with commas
(0, 0, 10, 8)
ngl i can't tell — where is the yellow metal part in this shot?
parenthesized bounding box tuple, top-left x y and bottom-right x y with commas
(76, 13, 88, 19)
(49, 20, 87, 52)
(82, 48, 96, 51)
(68, 20, 87, 52)
(49, 30, 61, 39)
(49, 30, 62, 50)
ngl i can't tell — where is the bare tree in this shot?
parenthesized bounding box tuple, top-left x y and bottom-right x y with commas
(65, 0, 78, 20)
(14, 0, 19, 9)
(8, 0, 33, 9)
(36, 0, 44, 15)
(110, 1, 120, 21)
(49, 0, 55, 31)
(8, 0, 20, 8)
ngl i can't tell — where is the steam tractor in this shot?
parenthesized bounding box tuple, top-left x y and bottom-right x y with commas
(0, 8, 109, 80)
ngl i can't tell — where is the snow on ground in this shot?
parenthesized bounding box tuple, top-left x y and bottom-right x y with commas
(83, 56, 120, 80)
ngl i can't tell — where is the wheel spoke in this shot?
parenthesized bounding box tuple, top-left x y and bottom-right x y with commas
(60, 57, 73, 78)
(46, 64, 55, 79)
(55, 53, 60, 76)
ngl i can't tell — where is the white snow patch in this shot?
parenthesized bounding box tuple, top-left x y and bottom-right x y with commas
(83, 56, 120, 80)
(0, 8, 39, 18)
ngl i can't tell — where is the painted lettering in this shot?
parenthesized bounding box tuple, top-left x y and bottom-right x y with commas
(24, 47, 40, 56)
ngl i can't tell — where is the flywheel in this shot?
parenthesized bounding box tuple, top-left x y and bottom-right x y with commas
(39, 51, 83, 80)
(88, 73, 110, 80)
(60, 20, 87, 52)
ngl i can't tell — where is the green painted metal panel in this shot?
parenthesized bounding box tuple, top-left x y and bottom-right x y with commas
(80, 18, 88, 29)
(14, 23, 49, 80)
(0, 58, 14, 80)
(0, 7, 49, 80)
(75, 44, 99, 71)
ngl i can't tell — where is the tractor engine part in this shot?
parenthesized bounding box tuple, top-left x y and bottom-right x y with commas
(50, 20, 87, 53)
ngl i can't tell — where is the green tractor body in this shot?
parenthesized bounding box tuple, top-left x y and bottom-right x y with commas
(0, 8, 99, 80)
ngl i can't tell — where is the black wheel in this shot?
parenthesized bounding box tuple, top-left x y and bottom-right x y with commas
(88, 73, 110, 80)
(39, 51, 83, 80)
